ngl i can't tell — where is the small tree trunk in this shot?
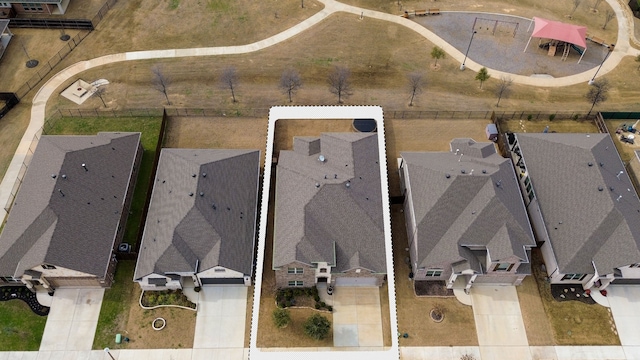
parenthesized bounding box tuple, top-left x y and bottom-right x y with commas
(231, 87, 236, 103)
(409, 91, 415, 106)
(288, 89, 293, 103)
(164, 92, 171, 105)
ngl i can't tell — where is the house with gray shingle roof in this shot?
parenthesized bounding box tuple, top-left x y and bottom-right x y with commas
(509, 133, 640, 290)
(0, 132, 142, 289)
(273, 133, 386, 288)
(399, 139, 536, 293)
(134, 149, 260, 290)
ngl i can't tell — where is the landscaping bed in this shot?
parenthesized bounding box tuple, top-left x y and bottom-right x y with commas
(276, 286, 332, 312)
(141, 290, 196, 309)
(0, 286, 49, 316)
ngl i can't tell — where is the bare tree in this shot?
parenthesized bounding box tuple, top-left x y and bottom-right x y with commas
(602, 9, 615, 29)
(569, 0, 582, 18)
(430, 46, 445, 67)
(591, 0, 604, 12)
(475, 67, 490, 89)
(328, 66, 353, 103)
(407, 72, 425, 106)
(220, 66, 239, 103)
(494, 76, 513, 107)
(93, 86, 107, 108)
(279, 68, 303, 103)
(585, 78, 610, 116)
(151, 65, 171, 105)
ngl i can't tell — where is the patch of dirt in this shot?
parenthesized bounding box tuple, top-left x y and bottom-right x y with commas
(119, 286, 196, 349)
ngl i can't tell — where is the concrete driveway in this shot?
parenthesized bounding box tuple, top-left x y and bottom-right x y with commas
(39, 288, 105, 351)
(605, 285, 640, 346)
(470, 285, 530, 360)
(323, 286, 383, 348)
(193, 286, 248, 350)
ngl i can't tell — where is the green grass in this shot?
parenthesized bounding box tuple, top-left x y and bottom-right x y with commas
(207, 0, 231, 12)
(92, 260, 137, 349)
(168, 0, 180, 10)
(0, 299, 47, 351)
(43, 117, 163, 246)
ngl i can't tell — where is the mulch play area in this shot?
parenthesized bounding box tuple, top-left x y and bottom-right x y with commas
(0, 286, 50, 316)
(414, 280, 454, 297)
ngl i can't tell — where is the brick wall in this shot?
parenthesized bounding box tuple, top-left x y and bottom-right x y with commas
(274, 262, 316, 288)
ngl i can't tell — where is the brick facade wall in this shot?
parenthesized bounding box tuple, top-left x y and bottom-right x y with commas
(274, 262, 316, 289)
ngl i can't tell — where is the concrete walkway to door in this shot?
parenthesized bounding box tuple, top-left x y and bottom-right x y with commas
(469, 286, 530, 360)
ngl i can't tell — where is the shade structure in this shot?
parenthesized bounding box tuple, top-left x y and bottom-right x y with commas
(524, 17, 588, 63)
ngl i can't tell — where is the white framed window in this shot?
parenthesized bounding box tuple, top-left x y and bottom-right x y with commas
(425, 269, 442, 277)
(214, 268, 226, 272)
(630, 263, 640, 268)
(0, 3, 11, 7)
(287, 267, 303, 274)
(494, 263, 513, 271)
(41, 264, 56, 270)
(22, 3, 44, 11)
(319, 268, 327, 273)
(288, 280, 303, 287)
(562, 273, 587, 281)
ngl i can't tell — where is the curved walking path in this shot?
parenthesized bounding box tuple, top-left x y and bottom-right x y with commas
(0, 0, 638, 218)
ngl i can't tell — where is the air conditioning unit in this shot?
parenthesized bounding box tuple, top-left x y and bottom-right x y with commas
(118, 243, 131, 253)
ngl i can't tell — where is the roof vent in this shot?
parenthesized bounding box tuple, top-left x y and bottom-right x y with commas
(461, 169, 466, 174)
(588, 162, 593, 167)
(496, 180, 502, 188)
(189, 192, 194, 196)
(202, 173, 207, 177)
(598, 186, 603, 191)
(199, 192, 204, 196)
(600, 162, 604, 167)
(315, 183, 320, 188)
(212, 203, 217, 210)
(51, 174, 56, 179)
(617, 170, 624, 180)
(334, 174, 337, 179)
(81, 163, 88, 171)
(346, 181, 351, 188)
(192, 174, 196, 178)
(617, 195, 623, 202)
(445, 174, 451, 179)
(62, 174, 66, 179)
(318, 155, 326, 162)
(610, 186, 614, 191)
(324, 175, 327, 179)
(58, 189, 64, 197)
(482, 169, 487, 174)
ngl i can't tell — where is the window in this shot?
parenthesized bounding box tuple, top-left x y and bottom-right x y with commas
(41, 264, 56, 270)
(425, 270, 443, 277)
(319, 268, 327, 273)
(0, 3, 10, 7)
(288, 280, 303, 287)
(630, 264, 640, 268)
(287, 267, 303, 274)
(21, 3, 44, 11)
(214, 268, 226, 272)
(562, 273, 587, 281)
(494, 263, 514, 271)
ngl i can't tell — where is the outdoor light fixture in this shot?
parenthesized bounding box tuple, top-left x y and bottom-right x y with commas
(588, 44, 614, 85)
(460, 30, 478, 70)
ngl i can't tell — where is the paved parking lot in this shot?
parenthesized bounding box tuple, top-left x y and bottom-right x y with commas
(39, 288, 104, 352)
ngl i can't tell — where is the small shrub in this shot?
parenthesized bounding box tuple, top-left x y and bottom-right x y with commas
(272, 308, 291, 329)
(527, 114, 533, 121)
(313, 294, 320, 302)
(460, 354, 476, 360)
(147, 294, 156, 305)
(327, 305, 333, 312)
(304, 313, 331, 340)
(315, 303, 321, 309)
(549, 113, 556, 121)
(319, 301, 326, 307)
(573, 113, 580, 121)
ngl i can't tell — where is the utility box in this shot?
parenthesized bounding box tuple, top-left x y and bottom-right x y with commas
(115, 333, 122, 344)
(486, 124, 499, 142)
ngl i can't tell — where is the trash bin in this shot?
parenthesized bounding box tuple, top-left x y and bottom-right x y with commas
(115, 333, 122, 344)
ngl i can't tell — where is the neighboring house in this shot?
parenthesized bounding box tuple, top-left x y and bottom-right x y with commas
(629, 150, 640, 188)
(509, 133, 640, 290)
(0, 19, 11, 60)
(0, 1, 69, 16)
(273, 133, 387, 288)
(0, 132, 142, 289)
(134, 149, 261, 291)
(399, 139, 536, 293)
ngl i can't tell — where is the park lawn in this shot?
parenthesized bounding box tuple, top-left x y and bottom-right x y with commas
(93, 260, 137, 349)
(43, 116, 163, 246)
(0, 299, 47, 351)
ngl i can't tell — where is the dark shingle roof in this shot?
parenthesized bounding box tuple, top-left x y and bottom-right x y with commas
(0, 132, 141, 278)
(273, 133, 386, 273)
(401, 139, 535, 272)
(133, 149, 260, 280)
(515, 133, 640, 274)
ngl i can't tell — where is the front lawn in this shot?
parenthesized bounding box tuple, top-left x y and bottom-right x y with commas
(43, 116, 163, 246)
(0, 295, 47, 351)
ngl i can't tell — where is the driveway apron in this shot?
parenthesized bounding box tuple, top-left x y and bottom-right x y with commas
(606, 285, 640, 346)
(328, 286, 383, 348)
(193, 286, 248, 349)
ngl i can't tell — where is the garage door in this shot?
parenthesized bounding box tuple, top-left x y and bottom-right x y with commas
(200, 278, 245, 285)
(335, 277, 378, 287)
(48, 277, 101, 287)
